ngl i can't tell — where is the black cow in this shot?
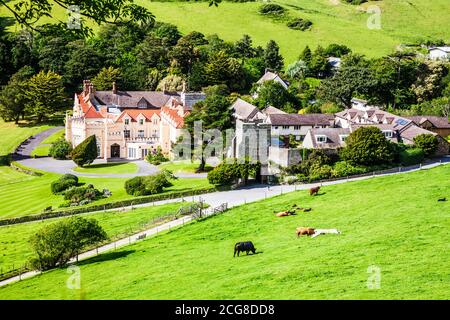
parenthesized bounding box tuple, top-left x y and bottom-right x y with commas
(234, 241, 256, 257)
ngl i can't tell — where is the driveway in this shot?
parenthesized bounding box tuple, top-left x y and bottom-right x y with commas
(13, 126, 64, 158)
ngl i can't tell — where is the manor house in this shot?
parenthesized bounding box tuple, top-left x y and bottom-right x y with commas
(65, 80, 205, 160)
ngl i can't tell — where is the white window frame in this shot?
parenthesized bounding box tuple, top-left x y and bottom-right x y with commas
(316, 135, 327, 143)
(339, 134, 348, 142)
(382, 130, 393, 138)
(138, 130, 145, 138)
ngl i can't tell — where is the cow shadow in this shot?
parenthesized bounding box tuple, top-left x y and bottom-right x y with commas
(313, 192, 326, 196)
(235, 251, 263, 258)
(77, 250, 135, 266)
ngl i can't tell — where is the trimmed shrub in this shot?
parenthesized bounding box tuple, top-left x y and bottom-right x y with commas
(60, 174, 79, 184)
(71, 135, 98, 167)
(124, 170, 176, 196)
(49, 138, 72, 160)
(51, 174, 79, 194)
(287, 18, 312, 31)
(207, 163, 238, 186)
(125, 176, 146, 196)
(399, 148, 425, 166)
(63, 185, 102, 204)
(413, 134, 439, 157)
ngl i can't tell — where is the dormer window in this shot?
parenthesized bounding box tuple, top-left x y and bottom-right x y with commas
(139, 119, 144, 125)
(124, 118, 130, 125)
(382, 130, 393, 138)
(316, 135, 327, 143)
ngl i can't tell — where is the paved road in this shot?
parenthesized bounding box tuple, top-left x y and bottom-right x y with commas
(1, 159, 448, 288)
(13, 126, 64, 158)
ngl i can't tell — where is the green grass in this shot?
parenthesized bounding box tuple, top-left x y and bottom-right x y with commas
(73, 162, 139, 174)
(0, 165, 213, 219)
(158, 160, 213, 173)
(0, 119, 56, 158)
(2, 1, 448, 62)
(30, 129, 65, 157)
(30, 145, 50, 157)
(0, 165, 448, 299)
(40, 129, 65, 145)
(0, 201, 194, 272)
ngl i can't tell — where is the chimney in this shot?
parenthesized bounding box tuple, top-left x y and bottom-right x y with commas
(163, 82, 168, 95)
(83, 80, 89, 96)
(112, 82, 117, 94)
(88, 83, 95, 95)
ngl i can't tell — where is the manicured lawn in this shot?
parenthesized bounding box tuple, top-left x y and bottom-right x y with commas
(158, 160, 213, 173)
(0, 119, 56, 158)
(40, 129, 65, 145)
(0, 165, 448, 299)
(1, 1, 449, 61)
(73, 162, 139, 174)
(0, 201, 194, 272)
(30, 129, 65, 157)
(0, 164, 213, 219)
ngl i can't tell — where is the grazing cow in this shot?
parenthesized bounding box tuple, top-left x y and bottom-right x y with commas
(234, 241, 256, 257)
(296, 227, 315, 237)
(309, 186, 320, 196)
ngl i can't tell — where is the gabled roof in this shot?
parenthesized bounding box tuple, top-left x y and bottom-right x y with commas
(116, 109, 161, 122)
(267, 113, 334, 126)
(161, 107, 186, 129)
(230, 98, 264, 121)
(84, 106, 104, 119)
(262, 105, 286, 115)
(404, 116, 450, 129)
(256, 71, 289, 88)
(307, 127, 350, 149)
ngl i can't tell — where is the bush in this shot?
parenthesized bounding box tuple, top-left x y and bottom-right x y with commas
(259, 4, 285, 15)
(50, 174, 79, 194)
(49, 138, 72, 160)
(341, 127, 396, 165)
(332, 161, 367, 178)
(413, 134, 439, 157)
(146, 146, 169, 165)
(287, 18, 312, 31)
(63, 185, 103, 204)
(207, 159, 260, 186)
(125, 176, 146, 196)
(30, 217, 107, 270)
(71, 135, 98, 167)
(399, 148, 425, 166)
(308, 164, 333, 182)
(60, 174, 79, 184)
(124, 170, 176, 196)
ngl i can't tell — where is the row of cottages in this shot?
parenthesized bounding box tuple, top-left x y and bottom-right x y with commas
(65, 80, 205, 160)
(230, 95, 450, 177)
(304, 99, 450, 155)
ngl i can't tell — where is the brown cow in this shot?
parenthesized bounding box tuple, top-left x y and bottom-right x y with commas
(309, 186, 320, 196)
(296, 227, 315, 237)
(276, 210, 296, 217)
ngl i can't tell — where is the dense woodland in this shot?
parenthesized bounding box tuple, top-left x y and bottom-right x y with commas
(0, 0, 449, 124)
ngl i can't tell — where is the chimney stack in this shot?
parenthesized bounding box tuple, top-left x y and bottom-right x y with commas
(112, 82, 117, 94)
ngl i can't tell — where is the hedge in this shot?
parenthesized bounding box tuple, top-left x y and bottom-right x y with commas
(0, 186, 220, 226)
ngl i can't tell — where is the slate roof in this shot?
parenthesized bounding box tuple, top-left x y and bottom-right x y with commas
(267, 113, 334, 126)
(404, 116, 450, 129)
(93, 91, 178, 109)
(307, 128, 350, 149)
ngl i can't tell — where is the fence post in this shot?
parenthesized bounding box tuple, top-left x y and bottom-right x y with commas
(398, 166, 401, 173)
(420, 163, 422, 170)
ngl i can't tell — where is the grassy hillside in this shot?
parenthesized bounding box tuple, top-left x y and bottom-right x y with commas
(0, 201, 193, 271)
(1, 165, 448, 299)
(2, 1, 449, 62)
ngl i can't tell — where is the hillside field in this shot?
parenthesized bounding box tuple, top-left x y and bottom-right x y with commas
(1, 1, 450, 62)
(0, 165, 448, 299)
